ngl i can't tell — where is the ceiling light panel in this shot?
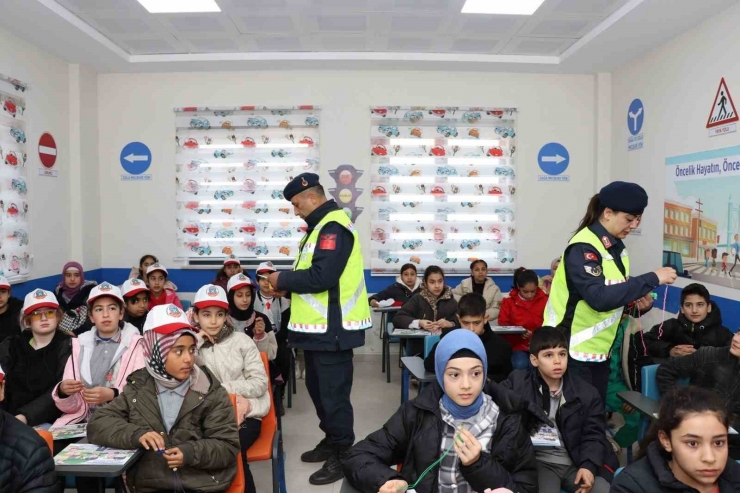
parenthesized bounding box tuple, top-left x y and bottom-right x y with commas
(461, 0, 546, 16)
(137, 0, 221, 14)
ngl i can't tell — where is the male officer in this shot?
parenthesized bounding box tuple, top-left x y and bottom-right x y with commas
(267, 173, 371, 485)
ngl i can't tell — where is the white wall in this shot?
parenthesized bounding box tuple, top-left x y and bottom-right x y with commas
(98, 70, 602, 270)
(611, 1, 740, 300)
(0, 28, 74, 280)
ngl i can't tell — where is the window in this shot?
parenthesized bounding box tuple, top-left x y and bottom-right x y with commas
(664, 223, 668, 234)
(0, 74, 31, 282)
(664, 208, 669, 218)
(174, 105, 320, 266)
(369, 106, 517, 274)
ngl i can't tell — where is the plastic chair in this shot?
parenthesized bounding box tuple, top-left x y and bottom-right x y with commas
(639, 364, 689, 440)
(225, 394, 246, 493)
(180, 299, 192, 311)
(423, 335, 440, 357)
(36, 429, 53, 452)
(399, 334, 440, 403)
(382, 312, 403, 382)
(246, 352, 287, 493)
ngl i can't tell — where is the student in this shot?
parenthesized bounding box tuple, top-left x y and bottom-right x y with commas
(424, 293, 513, 383)
(343, 329, 539, 493)
(499, 268, 549, 370)
(129, 254, 178, 291)
(121, 278, 149, 334)
(452, 260, 503, 324)
(191, 284, 270, 493)
(52, 283, 145, 427)
(611, 386, 740, 492)
(642, 283, 732, 361)
(368, 263, 421, 307)
(227, 273, 276, 360)
(540, 258, 561, 296)
(656, 332, 740, 459)
(254, 262, 292, 391)
(213, 255, 243, 291)
(146, 263, 183, 310)
(55, 261, 97, 335)
(0, 290, 72, 426)
(87, 304, 240, 492)
(502, 327, 617, 493)
(0, 275, 23, 343)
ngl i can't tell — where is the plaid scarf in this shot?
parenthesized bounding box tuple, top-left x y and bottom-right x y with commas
(438, 393, 499, 493)
(420, 285, 453, 321)
(143, 328, 200, 390)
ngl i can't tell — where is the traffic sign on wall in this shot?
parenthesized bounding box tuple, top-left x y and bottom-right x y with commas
(120, 141, 152, 181)
(537, 142, 570, 182)
(627, 98, 644, 151)
(38, 132, 58, 177)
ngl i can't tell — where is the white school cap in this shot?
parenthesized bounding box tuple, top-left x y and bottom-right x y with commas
(143, 304, 196, 335)
(256, 261, 276, 275)
(0, 276, 10, 290)
(224, 255, 240, 267)
(194, 284, 229, 310)
(122, 278, 149, 298)
(22, 289, 59, 315)
(227, 273, 254, 293)
(146, 263, 168, 277)
(87, 282, 124, 305)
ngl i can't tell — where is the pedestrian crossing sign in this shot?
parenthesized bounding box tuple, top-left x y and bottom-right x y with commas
(707, 77, 739, 128)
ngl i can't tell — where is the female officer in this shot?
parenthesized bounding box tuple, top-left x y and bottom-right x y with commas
(544, 181, 677, 400)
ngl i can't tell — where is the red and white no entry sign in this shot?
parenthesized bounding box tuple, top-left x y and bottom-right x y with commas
(38, 132, 57, 168)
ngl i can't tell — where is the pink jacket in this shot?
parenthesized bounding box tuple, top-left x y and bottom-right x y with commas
(148, 288, 183, 310)
(52, 323, 145, 426)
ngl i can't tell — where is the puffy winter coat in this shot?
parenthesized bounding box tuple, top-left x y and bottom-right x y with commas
(499, 288, 549, 352)
(52, 323, 145, 426)
(147, 288, 183, 310)
(87, 366, 239, 493)
(452, 277, 503, 324)
(502, 368, 619, 480)
(55, 282, 97, 335)
(196, 331, 270, 419)
(369, 276, 421, 306)
(393, 290, 458, 329)
(0, 409, 61, 493)
(612, 441, 740, 492)
(342, 381, 539, 493)
(0, 297, 23, 344)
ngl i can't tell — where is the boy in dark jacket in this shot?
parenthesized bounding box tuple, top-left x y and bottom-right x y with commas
(87, 304, 239, 492)
(369, 263, 421, 307)
(424, 293, 513, 383)
(502, 327, 617, 493)
(0, 276, 23, 344)
(343, 329, 538, 493)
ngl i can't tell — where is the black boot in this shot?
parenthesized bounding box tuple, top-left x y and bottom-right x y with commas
(300, 437, 333, 463)
(308, 449, 350, 485)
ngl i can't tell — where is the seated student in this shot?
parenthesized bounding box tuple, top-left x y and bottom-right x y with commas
(424, 293, 513, 383)
(452, 260, 503, 324)
(0, 408, 61, 493)
(55, 261, 97, 335)
(146, 263, 183, 310)
(656, 331, 740, 458)
(87, 304, 240, 492)
(0, 290, 72, 426)
(611, 386, 740, 492)
(395, 265, 458, 357)
(121, 278, 150, 334)
(254, 262, 292, 394)
(0, 275, 23, 344)
(502, 327, 617, 493)
(129, 254, 178, 291)
(227, 273, 276, 359)
(499, 268, 549, 370)
(642, 283, 732, 361)
(52, 283, 145, 427)
(368, 263, 421, 307)
(539, 257, 561, 296)
(343, 329, 538, 493)
(191, 284, 269, 493)
(213, 255, 243, 291)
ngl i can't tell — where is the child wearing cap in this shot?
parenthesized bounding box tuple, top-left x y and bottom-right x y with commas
(254, 262, 292, 386)
(87, 304, 239, 492)
(55, 261, 98, 336)
(146, 263, 183, 310)
(122, 278, 150, 334)
(227, 274, 277, 359)
(0, 290, 72, 427)
(52, 282, 146, 429)
(213, 255, 243, 291)
(191, 284, 269, 493)
(0, 275, 23, 344)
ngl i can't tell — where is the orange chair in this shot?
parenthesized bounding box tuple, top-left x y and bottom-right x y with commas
(246, 352, 286, 493)
(36, 429, 53, 452)
(225, 393, 246, 493)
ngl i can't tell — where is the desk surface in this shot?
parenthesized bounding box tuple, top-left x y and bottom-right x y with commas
(492, 326, 526, 334)
(401, 356, 436, 383)
(617, 391, 660, 419)
(55, 447, 144, 478)
(390, 328, 433, 338)
(373, 306, 402, 312)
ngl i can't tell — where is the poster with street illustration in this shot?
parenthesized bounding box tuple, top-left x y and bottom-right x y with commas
(664, 145, 740, 289)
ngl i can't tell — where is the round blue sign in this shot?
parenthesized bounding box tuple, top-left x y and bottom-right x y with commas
(538, 142, 570, 176)
(120, 142, 152, 175)
(627, 99, 644, 136)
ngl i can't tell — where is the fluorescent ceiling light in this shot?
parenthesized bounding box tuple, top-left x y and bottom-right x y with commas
(137, 0, 221, 13)
(461, 0, 545, 15)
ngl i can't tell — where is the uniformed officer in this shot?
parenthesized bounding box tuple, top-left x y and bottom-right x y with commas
(544, 181, 677, 400)
(266, 173, 372, 485)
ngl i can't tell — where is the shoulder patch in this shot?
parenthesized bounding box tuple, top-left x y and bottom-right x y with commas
(584, 265, 603, 277)
(601, 236, 613, 249)
(319, 234, 337, 250)
(584, 252, 599, 262)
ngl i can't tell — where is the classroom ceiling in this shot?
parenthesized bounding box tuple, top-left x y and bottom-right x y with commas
(0, 0, 737, 73)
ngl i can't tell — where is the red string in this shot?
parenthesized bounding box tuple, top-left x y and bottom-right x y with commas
(656, 288, 669, 339)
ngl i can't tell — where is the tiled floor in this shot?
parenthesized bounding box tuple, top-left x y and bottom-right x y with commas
(251, 359, 401, 493)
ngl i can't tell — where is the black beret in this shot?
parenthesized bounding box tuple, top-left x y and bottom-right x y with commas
(599, 181, 648, 215)
(283, 173, 321, 201)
